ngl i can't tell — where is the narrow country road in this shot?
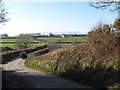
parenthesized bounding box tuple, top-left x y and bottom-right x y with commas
(1, 58, 95, 88)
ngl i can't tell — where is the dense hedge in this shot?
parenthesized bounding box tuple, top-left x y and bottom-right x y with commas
(1, 50, 21, 62)
(0, 47, 15, 52)
(27, 48, 49, 59)
(26, 44, 120, 88)
(1, 45, 47, 63)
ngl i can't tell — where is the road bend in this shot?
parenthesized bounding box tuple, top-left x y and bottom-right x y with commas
(1, 58, 96, 89)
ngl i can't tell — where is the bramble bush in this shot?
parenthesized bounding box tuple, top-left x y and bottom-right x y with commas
(87, 23, 120, 60)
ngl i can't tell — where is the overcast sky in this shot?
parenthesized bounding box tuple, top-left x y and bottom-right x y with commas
(0, 0, 117, 36)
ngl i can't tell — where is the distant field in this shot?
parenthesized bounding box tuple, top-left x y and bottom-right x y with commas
(0, 38, 33, 42)
(0, 39, 17, 42)
(37, 36, 87, 42)
(0, 36, 87, 42)
(1, 43, 44, 49)
(0, 36, 87, 49)
(0, 44, 15, 48)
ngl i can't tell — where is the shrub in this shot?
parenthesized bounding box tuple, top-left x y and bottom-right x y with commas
(87, 23, 120, 60)
(113, 18, 120, 30)
(0, 47, 15, 52)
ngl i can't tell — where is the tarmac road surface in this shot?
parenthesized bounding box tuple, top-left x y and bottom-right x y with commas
(1, 58, 96, 89)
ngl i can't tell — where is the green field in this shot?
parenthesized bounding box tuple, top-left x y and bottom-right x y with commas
(1, 43, 44, 49)
(0, 38, 33, 42)
(0, 36, 87, 49)
(0, 39, 17, 42)
(38, 36, 87, 42)
(0, 44, 15, 48)
(0, 36, 87, 42)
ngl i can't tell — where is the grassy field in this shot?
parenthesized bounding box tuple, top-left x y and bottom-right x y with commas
(1, 43, 44, 49)
(0, 38, 33, 42)
(37, 36, 87, 42)
(0, 36, 87, 42)
(0, 44, 15, 48)
(0, 36, 87, 49)
(0, 39, 18, 42)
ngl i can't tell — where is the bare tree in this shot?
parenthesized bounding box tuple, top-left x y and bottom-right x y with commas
(89, 0, 120, 12)
(0, 0, 8, 24)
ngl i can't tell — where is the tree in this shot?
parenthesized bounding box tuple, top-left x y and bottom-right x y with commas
(15, 36, 31, 50)
(2, 34, 8, 38)
(49, 33, 54, 37)
(89, 0, 120, 12)
(0, 33, 9, 38)
(0, 0, 8, 24)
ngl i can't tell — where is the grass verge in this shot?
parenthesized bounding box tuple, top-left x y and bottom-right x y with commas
(25, 60, 64, 75)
